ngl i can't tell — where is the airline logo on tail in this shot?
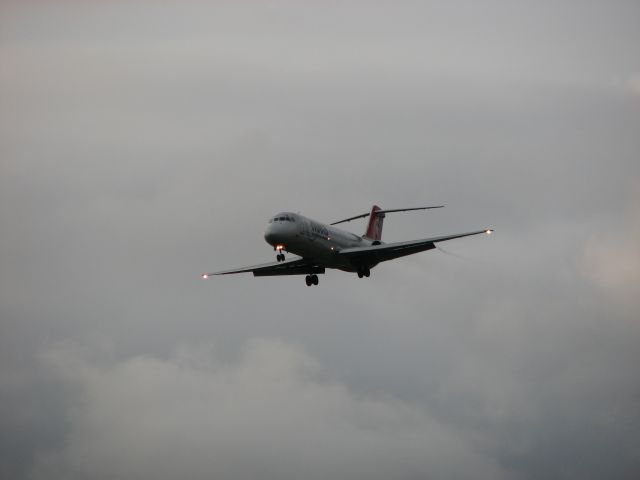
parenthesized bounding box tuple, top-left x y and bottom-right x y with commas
(364, 205, 384, 240)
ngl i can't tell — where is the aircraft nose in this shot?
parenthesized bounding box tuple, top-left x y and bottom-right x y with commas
(264, 217, 293, 247)
(264, 223, 279, 245)
(264, 230, 275, 244)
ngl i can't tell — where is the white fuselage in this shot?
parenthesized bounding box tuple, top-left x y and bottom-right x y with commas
(263, 212, 378, 272)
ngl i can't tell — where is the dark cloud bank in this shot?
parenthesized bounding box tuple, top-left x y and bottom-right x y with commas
(1, 2, 639, 479)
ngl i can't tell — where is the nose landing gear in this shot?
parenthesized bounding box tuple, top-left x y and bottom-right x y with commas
(305, 274, 319, 286)
(275, 245, 285, 262)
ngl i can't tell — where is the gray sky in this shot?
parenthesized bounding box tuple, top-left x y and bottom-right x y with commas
(1, 1, 639, 479)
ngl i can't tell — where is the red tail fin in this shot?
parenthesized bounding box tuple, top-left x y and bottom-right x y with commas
(364, 205, 384, 240)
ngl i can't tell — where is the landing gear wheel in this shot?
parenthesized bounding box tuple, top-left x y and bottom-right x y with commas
(276, 253, 285, 262)
(312, 274, 319, 285)
(357, 267, 370, 278)
(305, 275, 312, 286)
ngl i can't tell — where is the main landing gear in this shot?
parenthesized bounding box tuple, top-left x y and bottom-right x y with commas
(305, 274, 319, 286)
(357, 267, 370, 278)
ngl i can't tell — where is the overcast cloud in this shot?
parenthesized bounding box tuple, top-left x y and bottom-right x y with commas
(1, 1, 639, 479)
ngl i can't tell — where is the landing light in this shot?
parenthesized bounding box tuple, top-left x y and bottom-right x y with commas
(276, 244, 284, 251)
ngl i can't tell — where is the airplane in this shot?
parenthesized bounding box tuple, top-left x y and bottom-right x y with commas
(202, 205, 492, 286)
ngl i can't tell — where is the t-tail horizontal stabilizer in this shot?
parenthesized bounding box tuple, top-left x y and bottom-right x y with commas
(330, 205, 444, 226)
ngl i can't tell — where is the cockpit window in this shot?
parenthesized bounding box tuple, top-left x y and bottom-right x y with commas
(272, 215, 295, 222)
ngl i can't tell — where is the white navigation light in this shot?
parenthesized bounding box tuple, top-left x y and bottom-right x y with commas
(202, 273, 209, 279)
(485, 229, 493, 235)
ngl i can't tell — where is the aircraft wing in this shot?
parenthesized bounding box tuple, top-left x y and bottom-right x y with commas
(202, 257, 325, 278)
(337, 229, 492, 263)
